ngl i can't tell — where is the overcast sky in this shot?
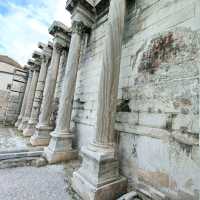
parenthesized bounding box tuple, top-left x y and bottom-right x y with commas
(0, 0, 71, 66)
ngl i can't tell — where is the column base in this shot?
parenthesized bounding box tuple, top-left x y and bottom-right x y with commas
(73, 172, 127, 200)
(30, 124, 53, 146)
(44, 132, 78, 164)
(18, 118, 29, 131)
(15, 117, 22, 127)
(30, 135, 51, 146)
(72, 145, 127, 200)
(23, 123, 36, 137)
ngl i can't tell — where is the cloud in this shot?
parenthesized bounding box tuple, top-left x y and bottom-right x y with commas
(0, 0, 71, 66)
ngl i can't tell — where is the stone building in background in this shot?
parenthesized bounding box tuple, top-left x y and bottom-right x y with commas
(7, 0, 200, 200)
(0, 55, 27, 125)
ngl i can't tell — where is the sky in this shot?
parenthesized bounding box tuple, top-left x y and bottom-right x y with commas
(0, 0, 71, 66)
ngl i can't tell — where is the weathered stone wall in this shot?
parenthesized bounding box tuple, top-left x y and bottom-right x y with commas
(0, 64, 27, 125)
(6, 69, 27, 125)
(0, 70, 14, 123)
(71, 0, 200, 199)
(0, 90, 10, 123)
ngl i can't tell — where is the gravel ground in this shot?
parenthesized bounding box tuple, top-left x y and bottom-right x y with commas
(0, 165, 78, 200)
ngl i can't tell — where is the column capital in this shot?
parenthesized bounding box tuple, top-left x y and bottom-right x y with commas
(28, 57, 41, 71)
(49, 21, 71, 49)
(27, 59, 35, 69)
(27, 66, 34, 76)
(38, 42, 53, 64)
(52, 40, 65, 54)
(32, 51, 42, 61)
(66, 0, 95, 28)
(72, 21, 89, 35)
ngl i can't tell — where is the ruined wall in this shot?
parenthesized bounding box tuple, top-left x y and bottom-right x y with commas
(0, 65, 14, 123)
(72, 0, 200, 199)
(0, 63, 27, 125)
(5, 69, 27, 125)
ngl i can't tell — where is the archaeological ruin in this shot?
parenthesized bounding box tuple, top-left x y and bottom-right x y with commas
(0, 0, 200, 200)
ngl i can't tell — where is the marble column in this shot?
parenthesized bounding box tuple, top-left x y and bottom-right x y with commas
(44, 21, 86, 163)
(15, 67, 33, 128)
(50, 50, 68, 129)
(18, 59, 40, 132)
(24, 46, 52, 137)
(72, 0, 127, 199)
(32, 21, 69, 146)
(54, 50, 68, 100)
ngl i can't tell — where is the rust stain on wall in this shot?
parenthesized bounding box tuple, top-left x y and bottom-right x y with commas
(139, 32, 180, 74)
(138, 169, 171, 188)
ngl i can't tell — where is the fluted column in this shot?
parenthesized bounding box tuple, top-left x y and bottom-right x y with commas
(44, 21, 86, 163)
(72, 0, 127, 199)
(24, 49, 52, 137)
(33, 21, 69, 146)
(18, 62, 40, 132)
(54, 50, 68, 99)
(15, 68, 32, 128)
(50, 50, 68, 128)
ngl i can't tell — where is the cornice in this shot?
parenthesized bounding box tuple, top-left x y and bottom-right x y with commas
(38, 42, 46, 50)
(49, 21, 71, 48)
(32, 51, 42, 60)
(49, 21, 70, 36)
(66, 0, 94, 14)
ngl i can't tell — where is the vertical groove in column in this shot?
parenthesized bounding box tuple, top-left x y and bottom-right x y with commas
(95, 0, 126, 146)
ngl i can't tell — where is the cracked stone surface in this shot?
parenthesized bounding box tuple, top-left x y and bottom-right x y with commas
(0, 163, 81, 200)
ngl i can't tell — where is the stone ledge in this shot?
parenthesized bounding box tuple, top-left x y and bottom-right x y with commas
(116, 124, 170, 140)
(0, 150, 43, 161)
(0, 157, 47, 169)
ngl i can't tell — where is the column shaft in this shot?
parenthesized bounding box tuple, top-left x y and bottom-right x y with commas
(55, 50, 67, 99)
(56, 33, 81, 133)
(20, 69, 39, 131)
(38, 45, 61, 126)
(32, 42, 63, 146)
(15, 70, 33, 127)
(50, 50, 68, 128)
(24, 57, 50, 136)
(95, 0, 126, 146)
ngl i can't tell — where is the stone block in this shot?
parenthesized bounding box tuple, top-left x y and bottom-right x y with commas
(73, 172, 127, 200)
(138, 113, 168, 129)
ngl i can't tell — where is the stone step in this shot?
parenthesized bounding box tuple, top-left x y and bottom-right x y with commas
(0, 150, 44, 161)
(0, 148, 46, 169)
(0, 157, 47, 169)
(0, 147, 44, 154)
(136, 183, 168, 200)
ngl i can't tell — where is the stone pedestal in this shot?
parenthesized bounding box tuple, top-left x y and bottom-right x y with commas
(44, 132, 77, 163)
(15, 68, 32, 128)
(72, 145, 127, 200)
(23, 119, 37, 137)
(32, 21, 69, 146)
(30, 124, 53, 146)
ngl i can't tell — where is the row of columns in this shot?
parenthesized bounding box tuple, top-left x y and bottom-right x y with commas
(15, 0, 127, 199)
